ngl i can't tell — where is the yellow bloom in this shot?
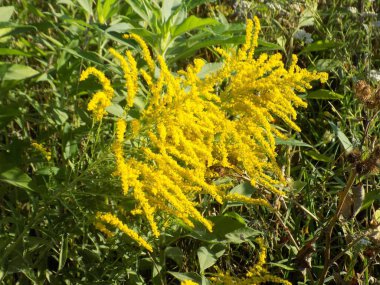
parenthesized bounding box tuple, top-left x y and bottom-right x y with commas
(31, 142, 51, 161)
(96, 212, 153, 252)
(84, 18, 328, 253)
(80, 67, 114, 120)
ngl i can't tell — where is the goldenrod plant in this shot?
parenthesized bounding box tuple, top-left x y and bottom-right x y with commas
(80, 17, 327, 250)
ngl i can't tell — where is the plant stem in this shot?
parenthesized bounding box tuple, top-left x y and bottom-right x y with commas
(317, 168, 357, 284)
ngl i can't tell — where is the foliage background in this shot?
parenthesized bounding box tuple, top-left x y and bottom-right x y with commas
(1, 0, 380, 284)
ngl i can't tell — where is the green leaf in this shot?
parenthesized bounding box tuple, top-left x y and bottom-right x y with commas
(362, 190, 380, 210)
(307, 89, 343, 100)
(0, 6, 15, 22)
(0, 63, 39, 81)
(0, 48, 30, 57)
(268, 262, 295, 271)
(197, 62, 223, 79)
(230, 182, 255, 196)
(187, 216, 260, 243)
(77, 0, 93, 16)
(304, 150, 333, 162)
(168, 271, 205, 284)
(0, 167, 34, 191)
(58, 235, 69, 271)
(197, 244, 225, 273)
(275, 138, 312, 147)
(106, 23, 134, 33)
(106, 103, 124, 117)
(313, 59, 341, 72)
(329, 121, 353, 151)
(162, 0, 182, 22)
(172, 16, 219, 37)
(165, 247, 183, 267)
(223, 212, 246, 225)
(299, 40, 342, 55)
(51, 108, 69, 125)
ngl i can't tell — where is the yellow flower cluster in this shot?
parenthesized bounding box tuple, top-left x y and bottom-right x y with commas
(180, 280, 198, 285)
(96, 212, 153, 252)
(82, 17, 327, 250)
(212, 237, 291, 285)
(80, 67, 114, 121)
(31, 142, 51, 161)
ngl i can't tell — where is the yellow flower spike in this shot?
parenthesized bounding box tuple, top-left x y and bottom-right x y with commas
(80, 67, 114, 120)
(86, 18, 328, 253)
(109, 48, 138, 108)
(116, 119, 126, 143)
(124, 33, 155, 72)
(94, 222, 114, 238)
(96, 212, 153, 252)
(31, 142, 51, 161)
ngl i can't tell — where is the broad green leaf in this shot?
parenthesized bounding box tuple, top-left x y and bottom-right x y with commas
(299, 40, 342, 55)
(106, 23, 133, 33)
(197, 244, 225, 272)
(0, 167, 34, 191)
(0, 6, 15, 22)
(187, 216, 260, 243)
(329, 121, 353, 151)
(224, 227, 261, 243)
(307, 89, 343, 100)
(172, 16, 219, 37)
(304, 150, 333, 162)
(168, 271, 204, 284)
(162, 0, 182, 22)
(106, 104, 124, 117)
(165, 247, 183, 266)
(77, 0, 93, 16)
(197, 62, 223, 79)
(275, 138, 312, 148)
(298, 6, 315, 28)
(362, 190, 380, 210)
(125, 0, 153, 24)
(313, 59, 341, 72)
(51, 108, 69, 125)
(223, 212, 246, 225)
(230, 182, 255, 197)
(0, 63, 39, 81)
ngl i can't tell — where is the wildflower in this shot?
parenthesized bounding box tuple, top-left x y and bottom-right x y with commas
(293, 29, 313, 44)
(80, 67, 114, 120)
(347, 7, 358, 14)
(94, 222, 114, 238)
(84, 17, 327, 250)
(96, 212, 153, 252)
(31, 142, 51, 161)
(369, 70, 380, 82)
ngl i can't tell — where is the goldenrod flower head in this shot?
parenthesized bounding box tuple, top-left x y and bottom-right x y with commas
(96, 212, 153, 252)
(123, 34, 155, 72)
(80, 67, 114, 120)
(84, 18, 328, 252)
(31, 142, 51, 161)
